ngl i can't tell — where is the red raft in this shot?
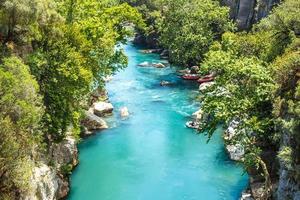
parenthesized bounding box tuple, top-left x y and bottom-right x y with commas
(197, 74, 214, 84)
(182, 74, 200, 80)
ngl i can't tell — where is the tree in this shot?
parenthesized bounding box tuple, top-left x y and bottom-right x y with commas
(159, 0, 233, 66)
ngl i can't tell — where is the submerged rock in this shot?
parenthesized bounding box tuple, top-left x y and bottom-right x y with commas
(93, 101, 114, 117)
(140, 49, 161, 54)
(226, 144, 244, 161)
(138, 61, 152, 67)
(120, 107, 129, 118)
(153, 62, 166, 68)
(186, 121, 200, 129)
(160, 80, 173, 86)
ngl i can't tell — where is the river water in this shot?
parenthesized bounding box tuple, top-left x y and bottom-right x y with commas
(68, 43, 248, 200)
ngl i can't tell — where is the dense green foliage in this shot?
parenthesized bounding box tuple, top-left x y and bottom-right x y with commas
(0, 0, 142, 198)
(197, 0, 300, 197)
(124, 0, 233, 66)
(159, 0, 233, 66)
(0, 57, 43, 198)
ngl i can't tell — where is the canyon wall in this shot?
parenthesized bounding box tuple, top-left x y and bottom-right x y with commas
(221, 0, 280, 30)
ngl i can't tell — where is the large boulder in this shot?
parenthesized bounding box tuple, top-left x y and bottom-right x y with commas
(226, 144, 244, 161)
(81, 110, 108, 131)
(93, 101, 114, 117)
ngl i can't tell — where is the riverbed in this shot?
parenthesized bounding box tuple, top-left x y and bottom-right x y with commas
(68, 43, 248, 200)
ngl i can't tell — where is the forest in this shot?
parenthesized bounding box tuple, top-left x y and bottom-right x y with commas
(0, 0, 299, 199)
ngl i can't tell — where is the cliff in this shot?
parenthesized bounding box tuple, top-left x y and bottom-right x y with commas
(221, 0, 280, 30)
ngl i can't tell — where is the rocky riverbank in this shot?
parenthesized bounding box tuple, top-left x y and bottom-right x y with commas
(21, 88, 116, 200)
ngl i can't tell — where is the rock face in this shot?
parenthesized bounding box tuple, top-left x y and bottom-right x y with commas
(81, 110, 108, 132)
(93, 101, 114, 117)
(22, 164, 70, 200)
(22, 164, 59, 200)
(277, 133, 300, 200)
(224, 119, 240, 140)
(22, 136, 78, 200)
(224, 120, 245, 161)
(51, 136, 78, 168)
(226, 144, 245, 161)
(221, 0, 280, 30)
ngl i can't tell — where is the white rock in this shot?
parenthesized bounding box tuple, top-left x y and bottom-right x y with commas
(240, 192, 254, 200)
(226, 144, 244, 161)
(192, 109, 203, 121)
(93, 102, 114, 117)
(160, 80, 172, 86)
(224, 120, 240, 140)
(153, 62, 166, 68)
(138, 61, 151, 67)
(199, 81, 215, 92)
(120, 107, 129, 118)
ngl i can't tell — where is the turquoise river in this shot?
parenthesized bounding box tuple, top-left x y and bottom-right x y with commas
(69, 43, 249, 200)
